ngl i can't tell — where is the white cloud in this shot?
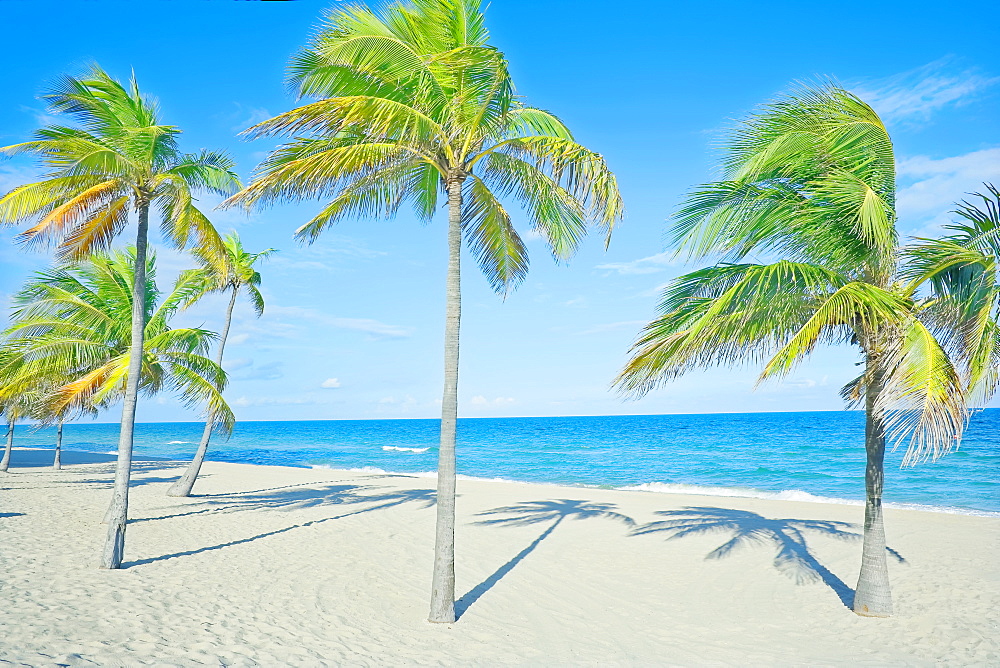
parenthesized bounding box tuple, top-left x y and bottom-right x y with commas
(597, 251, 675, 275)
(854, 56, 998, 123)
(469, 395, 515, 407)
(228, 333, 250, 345)
(320, 378, 341, 389)
(897, 147, 1000, 233)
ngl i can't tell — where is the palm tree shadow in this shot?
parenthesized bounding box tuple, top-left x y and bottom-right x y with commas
(456, 499, 634, 619)
(632, 506, 906, 609)
(125, 485, 436, 566)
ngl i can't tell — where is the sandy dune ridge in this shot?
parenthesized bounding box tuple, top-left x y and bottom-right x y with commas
(0, 448, 997, 666)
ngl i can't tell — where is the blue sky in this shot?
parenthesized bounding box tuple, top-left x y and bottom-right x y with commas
(1, 0, 998, 422)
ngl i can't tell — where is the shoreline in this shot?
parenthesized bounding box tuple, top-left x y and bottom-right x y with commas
(1, 453, 997, 664)
(9, 447, 1000, 518)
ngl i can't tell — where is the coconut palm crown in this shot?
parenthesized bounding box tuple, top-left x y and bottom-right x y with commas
(616, 85, 997, 618)
(228, 0, 622, 288)
(226, 0, 622, 624)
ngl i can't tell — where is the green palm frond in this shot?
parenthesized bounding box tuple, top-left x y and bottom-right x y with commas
(616, 261, 850, 395)
(878, 319, 967, 465)
(1, 249, 232, 426)
(672, 85, 896, 280)
(229, 0, 622, 295)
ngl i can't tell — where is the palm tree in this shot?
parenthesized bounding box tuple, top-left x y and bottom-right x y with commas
(227, 0, 622, 622)
(167, 232, 275, 497)
(0, 392, 30, 472)
(616, 86, 995, 618)
(0, 66, 240, 568)
(1, 249, 234, 516)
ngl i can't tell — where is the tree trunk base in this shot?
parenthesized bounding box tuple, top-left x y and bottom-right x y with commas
(852, 607, 893, 618)
(100, 519, 127, 569)
(166, 477, 195, 497)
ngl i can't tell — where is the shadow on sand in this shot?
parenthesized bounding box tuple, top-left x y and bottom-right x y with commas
(455, 499, 634, 619)
(631, 506, 907, 608)
(125, 483, 436, 567)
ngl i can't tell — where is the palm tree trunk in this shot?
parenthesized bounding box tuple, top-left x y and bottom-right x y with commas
(167, 285, 238, 497)
(853, 363, 893, 617)
(100, 200, 150, 569)
(53, 418, 63, 470)
(1, 415, 13, 472)
(429, 176, 464, 624)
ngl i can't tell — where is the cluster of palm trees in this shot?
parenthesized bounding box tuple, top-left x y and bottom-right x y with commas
(0, 66, 275, 568)
(0, 0, 996, 626)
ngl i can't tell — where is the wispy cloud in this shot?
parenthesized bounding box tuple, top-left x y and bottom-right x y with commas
(18, 104, 61, 128)
(897, 147, 1000, 233)
(320, 377, 341, 389)
(225, 359, 284, 381)
(576, 320, 646, 336)
(232, 394, 333, 408)
(225, 102, 273, 133)
(264, 304, 413, 340)
(854, 56, 998, 124)
(597, 251, 675, 275)
(270, 236, 387, 272)
(0, 164, 40, 192)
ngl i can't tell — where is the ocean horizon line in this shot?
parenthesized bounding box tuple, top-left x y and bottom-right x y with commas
(11, 406, 926, 426)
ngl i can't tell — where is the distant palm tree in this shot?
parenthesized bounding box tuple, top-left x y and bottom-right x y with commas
(0, 66, 240, 568)
(0, 385, 31, 472)
(1, 250, 234, 513)
(616, 86, 997, 617)
(167, 232, 275, 497)
(228, 0, 622, 622)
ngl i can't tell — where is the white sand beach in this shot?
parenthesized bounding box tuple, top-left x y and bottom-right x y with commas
(0, 448, 997, 666)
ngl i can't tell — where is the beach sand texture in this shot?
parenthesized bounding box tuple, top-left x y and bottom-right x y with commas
(0, 449, 997, 666)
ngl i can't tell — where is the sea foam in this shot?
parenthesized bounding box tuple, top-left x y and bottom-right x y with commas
(382, 446, 429, 453)
(619, 481, 1000, 517)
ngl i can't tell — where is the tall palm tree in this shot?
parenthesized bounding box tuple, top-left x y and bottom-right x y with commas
(167, 232, 275, 497)
(0, 66, 240, 568)
(616, 86, 995, 618)
(227, 0, 622, 622)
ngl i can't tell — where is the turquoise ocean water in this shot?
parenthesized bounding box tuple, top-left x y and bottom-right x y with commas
(10, 409, 999, 515)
